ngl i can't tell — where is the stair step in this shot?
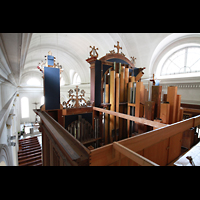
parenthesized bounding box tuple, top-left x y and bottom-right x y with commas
(20, 143, 40, 149)
(19, 137, 38, 143)
(18, 146, 41, 153)
(18, 148, 41, 156)
(19, 154, 41, 164)
(18, 136, 42, 166)
(19, 158, 42, 166)
(18, 152, 41, 160)
(32, 162, 42, 166)
(20, 140, 39, 145)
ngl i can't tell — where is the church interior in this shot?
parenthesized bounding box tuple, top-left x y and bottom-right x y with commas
(0, 33, 200, 166)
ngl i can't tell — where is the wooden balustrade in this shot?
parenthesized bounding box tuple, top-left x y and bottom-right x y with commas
(34, 109, 90, 166)
(34, 107, 200, 166)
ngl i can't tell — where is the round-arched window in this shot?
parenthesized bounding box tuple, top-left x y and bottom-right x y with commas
(21, 97, 29, 118)
(160, 46, 200, 76)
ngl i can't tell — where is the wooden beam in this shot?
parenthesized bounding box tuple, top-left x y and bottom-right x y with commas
(93, 107, 166, 129)
(113, 142, 159, 166)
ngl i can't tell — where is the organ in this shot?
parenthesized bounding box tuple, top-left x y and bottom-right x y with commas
(34, 43, 200, 166)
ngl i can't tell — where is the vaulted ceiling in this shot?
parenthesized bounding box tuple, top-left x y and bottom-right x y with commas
(23, 33, 172, 86)
(4, 33, 198, 88)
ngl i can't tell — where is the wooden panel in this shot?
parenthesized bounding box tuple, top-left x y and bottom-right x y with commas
(89, 116, 194, 166)
(89, 144, 117, 166)
(167, 86, 177, 124)
(152, 86, 162, 119)
(119, 117, 193, 152)
(144, 139, 169, 166)
(160, 103, 170, 124)
(167, 132, 183, 164)
(35, 109, 90, 166)
(182, 128, 195, 149)
(194, 115, 200, 127)
(113, 142, 159, 166)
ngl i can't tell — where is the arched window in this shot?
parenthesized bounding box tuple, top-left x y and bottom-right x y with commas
(27, 78, 41, 86)
(72, 73, 81, 85)
(21, 97, 29, 118)
(160, 46, 200, 76)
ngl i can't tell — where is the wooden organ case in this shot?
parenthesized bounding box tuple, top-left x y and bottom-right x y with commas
(86, 43, 146, 146)
(34, 45, 200, 166)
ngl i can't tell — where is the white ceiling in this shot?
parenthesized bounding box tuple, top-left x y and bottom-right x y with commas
(3, 33, 190, 87)
(22, 33, 172, 86)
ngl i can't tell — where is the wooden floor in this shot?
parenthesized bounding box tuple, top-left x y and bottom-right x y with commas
(18, 136, 42, 166)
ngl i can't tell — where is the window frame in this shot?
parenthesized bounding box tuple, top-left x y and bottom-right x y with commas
(160, 46, 200, 76)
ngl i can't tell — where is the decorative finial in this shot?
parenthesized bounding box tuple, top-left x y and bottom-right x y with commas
(130, 56, 136, 65)
(114, 41, 122, 54)
(89, 46, 99, 58)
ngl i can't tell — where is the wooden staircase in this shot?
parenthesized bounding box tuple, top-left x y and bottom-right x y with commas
(18, 136, 42, 166)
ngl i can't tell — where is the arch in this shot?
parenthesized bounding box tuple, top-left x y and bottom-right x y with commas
(149, 33, 200, 79)
(0, 144, 12, 166)
(160, 46, 200, 76)
(99, 53, 135, 68)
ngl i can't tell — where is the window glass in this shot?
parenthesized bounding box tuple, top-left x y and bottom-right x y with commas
(161, 46, 200, 76)
(21, 97, 29, 118)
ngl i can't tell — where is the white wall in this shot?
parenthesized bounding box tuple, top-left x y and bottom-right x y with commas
(0, 81, 19, 166)
(142, 77, 200, 105)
